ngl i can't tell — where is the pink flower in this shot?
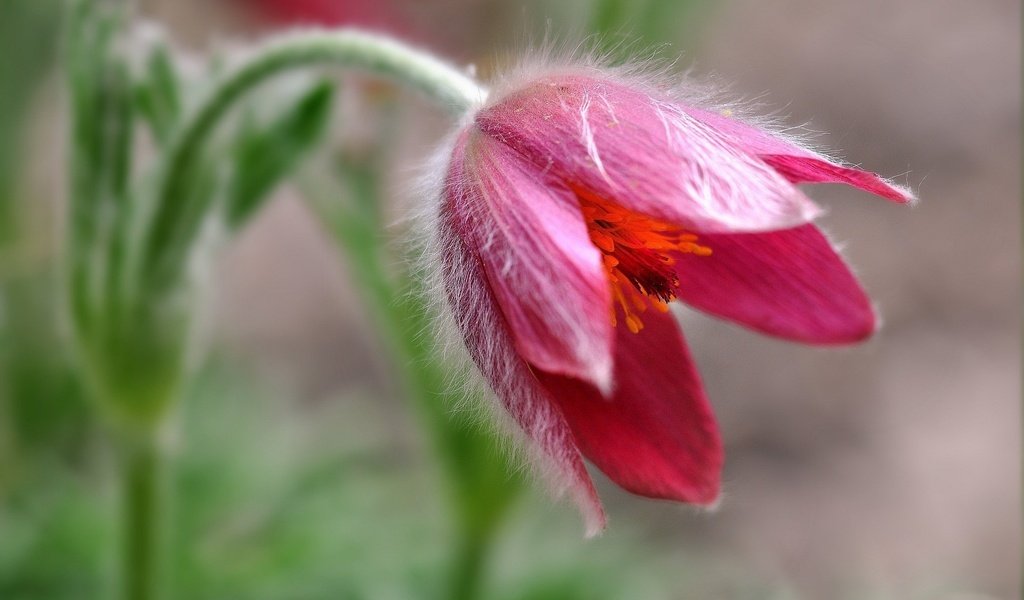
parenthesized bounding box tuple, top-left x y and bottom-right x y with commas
(436, 71, 911, 535)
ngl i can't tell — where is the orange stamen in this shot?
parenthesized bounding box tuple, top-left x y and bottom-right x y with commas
(576, 188, 712, 333)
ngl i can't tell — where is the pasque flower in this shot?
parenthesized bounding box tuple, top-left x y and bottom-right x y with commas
(436, 68, 912, 535)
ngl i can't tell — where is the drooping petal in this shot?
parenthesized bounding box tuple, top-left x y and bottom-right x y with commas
(683, 107, 915, 203)
(437, 216, 606, 535)
(538, 308, 723, 504)
(672, 224, 876, 344)
(444, 130, 615, 391)
(477, 75, 820, 234)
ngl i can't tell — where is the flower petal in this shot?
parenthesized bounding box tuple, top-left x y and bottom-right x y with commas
(438, 218, 607, 535)
(444, 130, 615, 391)
(538, 309, 723, 504)
(683, 107, 915, 203)
(477, 75, 820, 234)
(672, 224, 876, 344)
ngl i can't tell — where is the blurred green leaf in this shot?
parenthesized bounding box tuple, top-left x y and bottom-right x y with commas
(586, 0, 715, 57)
(0, 0, 93, 497)
(0, 464, 111, 599)
(128, 144, 222, 297)
(134, 45, 183, 147)
(226, 80, 335, 228)
(1, 275, 91, 457)
(171, 364, 450, 600)
(66, 0, 136, 331)
(0, 0, 60, 247)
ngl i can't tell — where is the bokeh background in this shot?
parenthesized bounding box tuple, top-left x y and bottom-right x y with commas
(1, 0, 1019, 598)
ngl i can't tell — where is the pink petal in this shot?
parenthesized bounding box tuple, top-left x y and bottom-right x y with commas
(438, 218, 607, 535)
(443, 130, 615, 391)
(538, 309, 723, 504)
(477, 75, 820, 234)
(672, 224, 876, 344)
(684, 107, 915, 203)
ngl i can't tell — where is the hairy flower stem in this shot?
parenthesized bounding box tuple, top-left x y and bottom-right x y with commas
(450, 529, 489, 600)
(143, 30, 483, 279)
(118, 428, 166, 600)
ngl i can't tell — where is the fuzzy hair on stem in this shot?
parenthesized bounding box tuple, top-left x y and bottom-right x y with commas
(140, 28, 488, 293)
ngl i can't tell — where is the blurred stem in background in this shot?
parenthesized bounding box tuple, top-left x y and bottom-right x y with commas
(0, 0, 88, 498)
(0, 0, 56, 248)
(67, 4, 178, 598)
(119, 431, 167, 600)
(306, 90, 523, 600)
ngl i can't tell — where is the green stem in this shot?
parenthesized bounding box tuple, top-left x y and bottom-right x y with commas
(309, 155, 519, 600)
(165, 30, 482, 182)
(349, 243, 508, 600)
(142, 30, 484, 278)
(449, 529, 489, 600)
(119, 430, 165, 600)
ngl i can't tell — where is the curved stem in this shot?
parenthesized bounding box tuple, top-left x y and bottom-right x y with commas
(142, 30, 485, 280)
(167, 30, 482, 177)
(449, 528, 489, 600)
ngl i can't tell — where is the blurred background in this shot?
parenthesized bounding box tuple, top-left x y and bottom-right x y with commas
(0, 0, 1019, 598)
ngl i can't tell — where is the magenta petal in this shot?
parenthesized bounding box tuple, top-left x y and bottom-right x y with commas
(439, 219, 607, 535)
(673, 224, 876, 344)
(444, 131, 615, 391)
(538, 309, 723, 504)
(762, 155, 914, 203)
(684, 107, 914, 203)
(477, 75, 820, 233)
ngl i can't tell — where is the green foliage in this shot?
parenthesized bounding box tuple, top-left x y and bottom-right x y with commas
(0, 0, 93, 496)
(0, 276, 91, 456)
(226, 80, 335, 228)
(0, 470, 112, 599)
(66, 0, 137, 335)
(63, 2, 339, 430)
(587, 0, 715, 56)
(0, 362, 734, 600)
(134, 46, 183, 148)
(0, 0, 60, 246)
(65, 2, 222, 429)
(172, 367, 448, 599)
